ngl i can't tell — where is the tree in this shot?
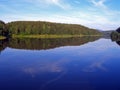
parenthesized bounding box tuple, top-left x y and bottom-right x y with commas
(7, 21, 101, 35)
(0, 20, 9, 37)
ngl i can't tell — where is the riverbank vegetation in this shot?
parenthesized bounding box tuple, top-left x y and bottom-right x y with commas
(0, 20, 9, 38)
(0, 20, 102, 39)
(0, 36, 6, 39)
(111, 31, 120, 41)
(12, 34, 101, 39)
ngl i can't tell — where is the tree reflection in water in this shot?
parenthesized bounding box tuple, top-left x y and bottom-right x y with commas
(0, 36, 100, 52)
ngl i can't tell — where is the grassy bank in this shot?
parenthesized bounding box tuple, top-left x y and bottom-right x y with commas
(12, 34, 102, 39)
(0, 36, 6, 40)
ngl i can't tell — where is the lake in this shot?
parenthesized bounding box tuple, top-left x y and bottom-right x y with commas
(0, 36, 120, 90)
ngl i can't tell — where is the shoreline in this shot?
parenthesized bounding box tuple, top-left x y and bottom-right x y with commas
(12, 34, 102, 39)
(0, 36, 6, 40)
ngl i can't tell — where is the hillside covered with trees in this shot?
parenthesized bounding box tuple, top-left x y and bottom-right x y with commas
(0, 20, 9, 39)
(0, 20, 101, 38)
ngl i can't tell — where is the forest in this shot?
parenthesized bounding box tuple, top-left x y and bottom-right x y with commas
(111, 31, 120, 41)
(0, 20, 9, 38)
(0, 20, 101, 38)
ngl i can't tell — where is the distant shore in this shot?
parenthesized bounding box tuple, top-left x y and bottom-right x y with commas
(12, 34, 102, 39)
(0, 20, 102, 39)
(0, 36, 6, 40)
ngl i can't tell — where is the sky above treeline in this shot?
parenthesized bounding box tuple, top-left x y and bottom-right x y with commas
(0, 0, 120, 30)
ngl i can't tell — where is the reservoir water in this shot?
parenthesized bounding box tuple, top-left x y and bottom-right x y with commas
(0, 37, 120, 90)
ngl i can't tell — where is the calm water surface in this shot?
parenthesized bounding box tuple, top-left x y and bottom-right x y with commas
(0, 37, 120, 90)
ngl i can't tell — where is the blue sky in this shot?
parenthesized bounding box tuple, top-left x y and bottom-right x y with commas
(0, 0, 120, 30)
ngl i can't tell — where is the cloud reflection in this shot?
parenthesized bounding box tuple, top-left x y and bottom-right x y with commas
(22, 58, 71, 76)
(83, 55, 112, 72)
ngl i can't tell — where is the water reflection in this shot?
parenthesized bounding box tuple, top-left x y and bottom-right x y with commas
(0, 36, 101, 90)
(0, 39, 8, 53)
(0, 36, 120, 90)
(0, 36, 100, 52)
(116, 41, 120, 46)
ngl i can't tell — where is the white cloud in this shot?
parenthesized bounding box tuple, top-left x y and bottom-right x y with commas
(25, 0, 71, 9)
(48, 0, 71, 9)
(90, 0, 107, 9)
(2, 11, 120, 30)
(1, 0, 120, 30)
(46, 0, 64, 8)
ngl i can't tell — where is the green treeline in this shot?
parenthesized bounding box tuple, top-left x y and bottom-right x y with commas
(0, 20, 101, 38)
(7, 21, 100, 35)
(110, 31, 120, 46)
(111, 31, 120, 41)
(0, 20, 9, 37)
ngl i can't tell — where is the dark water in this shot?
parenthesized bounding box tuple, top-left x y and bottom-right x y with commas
(0, 37, 120, 90)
